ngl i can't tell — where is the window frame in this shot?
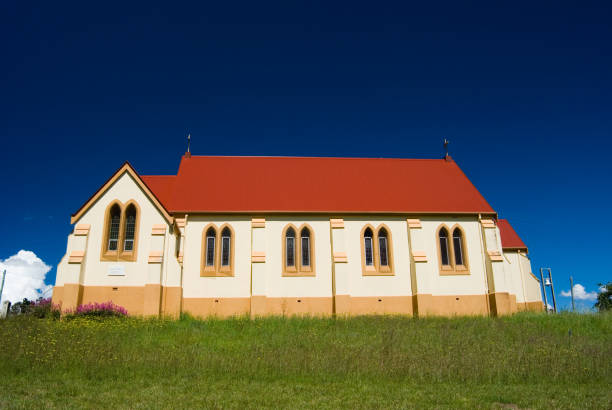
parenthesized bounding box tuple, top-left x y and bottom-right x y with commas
(282, 223, 316, 276)
(120, 202, 140, 260)
(436, 223, 470, 275)
(200, 223, 235, 277)
(361, 224, 394, 276)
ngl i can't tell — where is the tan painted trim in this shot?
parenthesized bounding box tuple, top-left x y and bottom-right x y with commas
(151, 224, 166, 235)
(176, 218, 186, 228)
(68, 251, 85, 264)
(281, 224, 298, 274)
(177, 251, 184, 264)
(488, 250, 503, 262)
(251, 251, 266, 263)
(412, 250, 428, 262)
(360, 224, 395, 276)
(281, 223, 317, 277)
(406, 218, 421, 228)
(330, 218, 344, 228)
(333, 252, 348, 263)
(480, 219, 496, 228)
(71, 162, 173, 225)
(148, 251, 163, 264)
(251, 218, 266, 228)
(74, 224, 90, 236)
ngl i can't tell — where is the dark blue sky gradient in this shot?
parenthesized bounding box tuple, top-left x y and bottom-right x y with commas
(1, 1, 610, 309)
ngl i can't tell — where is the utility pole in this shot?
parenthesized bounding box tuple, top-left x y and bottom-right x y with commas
(570, 275, 575, 312)
(540, 268, 549, 313)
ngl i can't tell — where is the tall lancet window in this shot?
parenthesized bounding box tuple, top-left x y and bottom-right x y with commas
(439, 228, 450, 266)
(123, 204, 137, 251)
(107, 204, 121, 251)
(205, 227, 216, 267)
(453, 228, 464, 266)
(221, 227, 231, 267)
(286, 227, 296, 267)
(301, 227, 311, 267)
(378, 228, 389, 267)
(364, 227, 374, 266)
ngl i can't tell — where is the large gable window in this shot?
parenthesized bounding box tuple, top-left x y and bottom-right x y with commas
(101, 200, 140, 262)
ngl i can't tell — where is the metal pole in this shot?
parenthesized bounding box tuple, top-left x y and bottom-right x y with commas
(570, 276, 575, 312)
(0, 270, 6, 302)
(549, 270, 558, 314)
(540, 268, 548, 313)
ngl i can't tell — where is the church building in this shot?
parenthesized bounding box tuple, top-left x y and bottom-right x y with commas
(52, 152, 543, 317)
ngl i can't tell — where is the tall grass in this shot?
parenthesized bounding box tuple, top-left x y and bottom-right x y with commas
(1, 312, 610, 408)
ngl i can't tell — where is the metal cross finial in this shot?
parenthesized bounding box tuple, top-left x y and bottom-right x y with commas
(187, 133, 191, 153)
(443, 138, 449, 158)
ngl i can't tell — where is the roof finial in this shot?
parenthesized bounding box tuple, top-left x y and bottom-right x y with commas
(443, 137, 450, 160)
(185, 133, 192, 158)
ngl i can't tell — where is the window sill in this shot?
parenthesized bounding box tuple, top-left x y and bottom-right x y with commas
(282, 272, 316, 277)
(439, 270, 471, 276)
(200, 271, 234, 277)
(362, 271, 395, 276)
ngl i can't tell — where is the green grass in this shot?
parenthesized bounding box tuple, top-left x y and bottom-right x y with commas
(1, 312, 610, 409)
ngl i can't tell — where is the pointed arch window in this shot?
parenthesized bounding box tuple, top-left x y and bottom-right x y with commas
(437, 224, 469, 274)
(201, 224, 235, 276)
(123, 204, 137, 251)
(361, 225, 394, 275)
(286, 227, 296, 268)
(107, 204, 121, 251)
(452, 228, 464, 266)
(282, 224, 315, 276)
(378, 228, 389, 267)
(101, 200, 140, 261)
(439, 228, 450, 267)
(205, 227, 216, 267)
(221, 227, 231, 267)
(301, 227, 311, 268)
(364, 227, 374, 267)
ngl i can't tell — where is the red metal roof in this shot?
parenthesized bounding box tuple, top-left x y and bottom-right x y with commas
(141, 155, 495, 214)
(498, 219, 527, 251)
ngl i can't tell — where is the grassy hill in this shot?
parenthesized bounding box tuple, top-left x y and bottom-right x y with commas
(1, 312, 610, 409)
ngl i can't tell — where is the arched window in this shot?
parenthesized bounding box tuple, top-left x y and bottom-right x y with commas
(107, 204, 121, 251)
(452, 228, 464, 266)
(364, 227, 374, 266)
(300, 227, 311, 267)
(439, 228, 450, 266)
(123, 204, 137, 251)
(286, 227, 296, 267)
(378, 228, 389, 267)
(221, 227, 231, 267)
(205, 227, 216, 267)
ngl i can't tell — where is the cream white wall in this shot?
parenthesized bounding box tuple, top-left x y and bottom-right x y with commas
(343, 217, 412, 297)
(416, 217, 489, 296)
(263, 217, 333, 298)
(182, 216, 251, 298)
(55, 172, 173, 288)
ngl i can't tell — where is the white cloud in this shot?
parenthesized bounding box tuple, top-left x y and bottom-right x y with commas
(560, 283, 598, 301)
(0, 250, 53, 304)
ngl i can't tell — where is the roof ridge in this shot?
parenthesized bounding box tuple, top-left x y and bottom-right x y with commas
(182, 155, 448, 161)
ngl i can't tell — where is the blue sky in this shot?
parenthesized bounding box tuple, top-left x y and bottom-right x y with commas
(1, 1, 610, 310)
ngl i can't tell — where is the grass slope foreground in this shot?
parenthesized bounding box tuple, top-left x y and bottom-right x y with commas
(0, 313, 610, 409)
